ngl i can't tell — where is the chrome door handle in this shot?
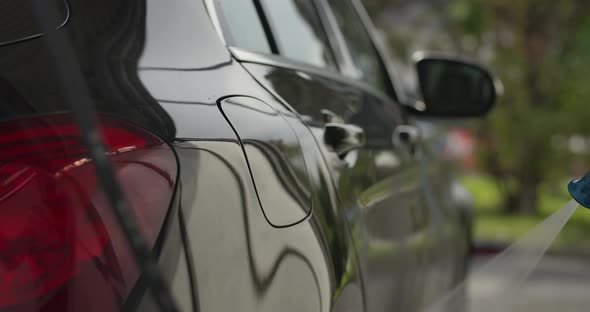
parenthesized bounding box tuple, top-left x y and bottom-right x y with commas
(324, 122, 366, 157)
(393, 125, 421, 148)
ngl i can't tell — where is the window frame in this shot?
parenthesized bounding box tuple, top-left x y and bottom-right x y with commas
(205, 0, 341, 70)
(320, 0, 404, 103)
(256, 0, 340, 70)
(203, 0, 404, 108)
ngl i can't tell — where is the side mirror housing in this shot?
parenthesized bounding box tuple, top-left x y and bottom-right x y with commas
(408, 53, 498, 118)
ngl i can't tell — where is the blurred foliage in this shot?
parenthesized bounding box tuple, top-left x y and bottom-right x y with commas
(461, 174, 590, 251)
(365, 0, 590, 215)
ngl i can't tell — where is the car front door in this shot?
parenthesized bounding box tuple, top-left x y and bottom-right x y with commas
(322, 1, 439, 311)
(329, 2, 470, 310)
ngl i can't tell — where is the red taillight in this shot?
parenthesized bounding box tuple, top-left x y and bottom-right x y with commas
(0, 114, 177, 311)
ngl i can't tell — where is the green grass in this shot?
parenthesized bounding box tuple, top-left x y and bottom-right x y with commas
(460, 174, 503, 214)
(476, 215, 542, 242)
(460, 174, 590, 252)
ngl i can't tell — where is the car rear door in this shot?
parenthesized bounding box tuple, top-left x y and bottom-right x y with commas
(209, 0, 431, 311)
(173, 1, 367, 311)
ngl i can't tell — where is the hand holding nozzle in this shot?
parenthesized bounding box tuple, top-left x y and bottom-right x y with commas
(568, 172, 590, 208)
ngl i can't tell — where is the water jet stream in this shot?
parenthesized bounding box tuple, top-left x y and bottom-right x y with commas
(424, 200, 579, 312)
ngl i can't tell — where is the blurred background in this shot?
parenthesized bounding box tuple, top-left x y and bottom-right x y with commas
(363, 0, 590, 256)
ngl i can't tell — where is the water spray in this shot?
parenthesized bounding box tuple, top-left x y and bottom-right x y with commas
(423, 174, 590, 312)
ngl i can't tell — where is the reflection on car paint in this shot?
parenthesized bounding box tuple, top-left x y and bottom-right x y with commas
(175, 141, 328, 311)
(219, 96, 312, 226)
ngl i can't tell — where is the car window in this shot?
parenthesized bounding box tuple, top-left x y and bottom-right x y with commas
(260, 0, 336, 69)
(328, 0, 391, 95)
(214, 0, 271, 54)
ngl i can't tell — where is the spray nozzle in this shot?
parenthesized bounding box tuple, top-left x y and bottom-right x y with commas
(568, 172, 590, 208)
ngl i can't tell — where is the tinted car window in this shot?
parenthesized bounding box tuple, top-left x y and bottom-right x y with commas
(214, 0, 271, 54)
(328, 0, 391, 95)
(260, 0, 336, 69)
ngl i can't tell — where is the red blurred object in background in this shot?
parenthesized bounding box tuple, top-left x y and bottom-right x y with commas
(444, 128, 476, 171)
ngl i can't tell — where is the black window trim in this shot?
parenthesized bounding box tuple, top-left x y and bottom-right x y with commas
(255, 0, 341, 71)
(308, 0, 350, 74)
(314, 0, 365, 79)
(346, 0, 405, 104)
(251, 0, 280, 54)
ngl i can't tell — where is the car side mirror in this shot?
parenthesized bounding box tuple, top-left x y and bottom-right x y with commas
(409, 53, 498, 118)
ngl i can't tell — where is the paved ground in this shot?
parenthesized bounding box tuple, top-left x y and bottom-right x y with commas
(467, 255, 590, 312)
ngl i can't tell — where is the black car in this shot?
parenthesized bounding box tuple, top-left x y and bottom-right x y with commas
(0, 0, 496, 311)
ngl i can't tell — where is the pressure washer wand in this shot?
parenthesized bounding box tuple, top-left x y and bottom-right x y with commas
(568, 172, 590, 208)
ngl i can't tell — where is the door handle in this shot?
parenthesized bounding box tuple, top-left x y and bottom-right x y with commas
(321, 109, 344, 124)
(393, 125, 421, 150)
(324, 122, 366, 157)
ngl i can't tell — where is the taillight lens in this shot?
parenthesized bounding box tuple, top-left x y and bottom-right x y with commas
(0, 114, 177, 311)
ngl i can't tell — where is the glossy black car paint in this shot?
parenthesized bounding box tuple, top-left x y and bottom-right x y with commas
(0, 0, 473, 311)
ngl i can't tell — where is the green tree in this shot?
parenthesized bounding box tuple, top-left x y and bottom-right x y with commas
(450, 0, 590, 214)
(366, 0, 590, 215)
